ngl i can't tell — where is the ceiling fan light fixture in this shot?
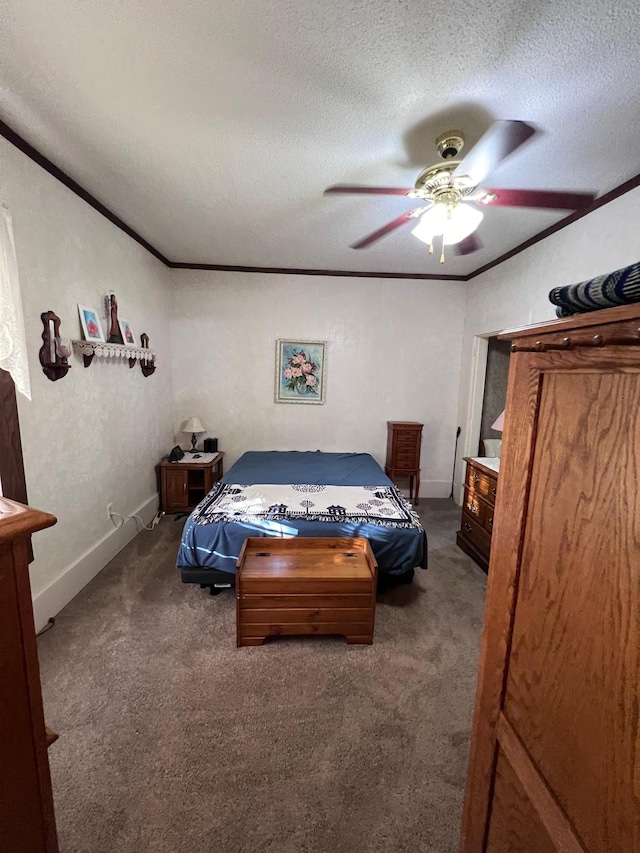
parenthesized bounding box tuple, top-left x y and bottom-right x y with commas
(411, 203, 483, 247)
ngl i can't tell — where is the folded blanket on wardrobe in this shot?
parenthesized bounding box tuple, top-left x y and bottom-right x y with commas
(548, 260, 640, 317)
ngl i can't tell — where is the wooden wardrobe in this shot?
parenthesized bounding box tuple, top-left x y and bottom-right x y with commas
(460, 303, 640, 853)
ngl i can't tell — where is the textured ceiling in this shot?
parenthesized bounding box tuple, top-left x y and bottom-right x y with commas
(1, 0, 640, 275)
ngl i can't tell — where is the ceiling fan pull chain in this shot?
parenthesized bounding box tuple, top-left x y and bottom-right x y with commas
(428, 242, 433, 255)
(440, 235, 446, 264)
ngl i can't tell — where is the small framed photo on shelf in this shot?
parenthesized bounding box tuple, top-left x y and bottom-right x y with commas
(77, 304, 106, 343)
(119, 318, 136, 346)
(275, 339, 326, 404)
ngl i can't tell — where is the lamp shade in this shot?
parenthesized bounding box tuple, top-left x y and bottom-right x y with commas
(491, 410, 505, 432)
(412, 203, 483, 246)
(183, 416, 205, 435)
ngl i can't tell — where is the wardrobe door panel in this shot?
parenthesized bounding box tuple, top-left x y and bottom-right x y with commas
(485, 749, 557, 853)
(504, 368, 640, 853)
(459, 349, 544, 853)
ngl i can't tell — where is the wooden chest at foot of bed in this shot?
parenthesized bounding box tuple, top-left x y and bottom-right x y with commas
(236, 538, 377, 647)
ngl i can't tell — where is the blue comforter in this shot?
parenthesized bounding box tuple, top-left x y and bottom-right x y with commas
(177, 451, 427, 576)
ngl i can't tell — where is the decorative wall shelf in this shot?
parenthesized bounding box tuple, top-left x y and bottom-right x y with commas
(72, 339, 156, 375)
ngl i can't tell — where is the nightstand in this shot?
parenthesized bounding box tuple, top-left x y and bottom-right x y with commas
(160, 452, 225, 513)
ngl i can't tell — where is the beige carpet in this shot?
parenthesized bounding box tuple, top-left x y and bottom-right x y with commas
(37, 499, 486, 853)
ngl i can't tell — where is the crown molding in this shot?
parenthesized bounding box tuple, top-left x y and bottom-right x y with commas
(167, 262, 466, 281)
(466, 172, 640, 279)
(2, 117, 639, 283)
(0, 118, 171, 266)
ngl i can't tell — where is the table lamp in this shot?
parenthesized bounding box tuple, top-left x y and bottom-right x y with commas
(491, 410, 505, 432)
(183, 416, 205, 453)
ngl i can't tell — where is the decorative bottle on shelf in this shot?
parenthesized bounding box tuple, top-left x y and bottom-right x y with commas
(107, 293, 123, 344)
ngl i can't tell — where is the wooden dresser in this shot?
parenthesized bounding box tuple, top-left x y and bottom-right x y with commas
(1, 498, 58, 852)
(236, 537, 377, 646)
(456, 457, 498, 572)
(384, 421, 423, 505)
(460, 303, 640, 853)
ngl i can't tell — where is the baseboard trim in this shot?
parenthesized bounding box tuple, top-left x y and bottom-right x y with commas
(421, 480, 452, 499)
(392, 478, 452, 500)
(32, 494, 159, 632)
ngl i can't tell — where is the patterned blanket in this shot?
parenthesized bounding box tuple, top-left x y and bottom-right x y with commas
(191, 483, 422, 529)
(548, 260, 640, 317)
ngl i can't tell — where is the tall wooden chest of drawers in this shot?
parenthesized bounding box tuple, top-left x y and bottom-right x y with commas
(384, 421, 423, 505)
(456, 456, 499, 572)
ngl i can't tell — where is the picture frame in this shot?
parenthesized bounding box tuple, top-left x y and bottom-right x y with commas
(275, 339, 326, 404)
(77, 303, 106, 343)
(118, 318, 136, 346)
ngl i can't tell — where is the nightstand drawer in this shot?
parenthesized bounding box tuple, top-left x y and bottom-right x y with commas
(163, 467, 188, 511)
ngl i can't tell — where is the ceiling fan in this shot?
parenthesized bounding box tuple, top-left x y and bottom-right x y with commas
(324, 120, 596, 263)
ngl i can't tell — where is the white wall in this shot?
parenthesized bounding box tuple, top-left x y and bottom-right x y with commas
(6, 130, 637, 627)
(170, 270, 466, 498)
(0, 136, 174, 628)
(455, 185, 640, 496)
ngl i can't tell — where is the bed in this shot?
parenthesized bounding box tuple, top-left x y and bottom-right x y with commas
(177, 450, 427, 589)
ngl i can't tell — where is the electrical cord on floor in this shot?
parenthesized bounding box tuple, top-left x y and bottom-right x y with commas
(109, 510, 163, 531)
(37, 617, 56, 637)
(130, 512, 163, 531)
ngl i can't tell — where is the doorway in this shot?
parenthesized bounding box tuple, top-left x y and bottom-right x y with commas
(477, 336, 511, 456)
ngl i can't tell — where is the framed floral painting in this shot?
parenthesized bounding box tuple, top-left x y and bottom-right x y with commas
(275, 340, 326, 404)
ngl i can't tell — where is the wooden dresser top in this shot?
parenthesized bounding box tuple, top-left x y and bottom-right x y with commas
(0, 498, 56, 543)
(463, 457, 500, 478)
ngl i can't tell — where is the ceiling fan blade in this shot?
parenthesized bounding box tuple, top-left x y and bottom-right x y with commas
(324, 184, 415, 196)
(455, 233, 483, 255)
(452, 120, 538, 186)
(476, 188, 596, 210)
(350, 208, 424, 249)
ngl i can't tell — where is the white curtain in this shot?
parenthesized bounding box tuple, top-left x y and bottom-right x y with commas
(0, 203, 31, 400)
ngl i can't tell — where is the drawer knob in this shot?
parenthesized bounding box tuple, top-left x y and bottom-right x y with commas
(491, 487, 497, 496)
(472, 474, 479, 483)
(470, 501, 478, 513)
(488, 517, 493, 526)
(464, 522, 472, 532)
